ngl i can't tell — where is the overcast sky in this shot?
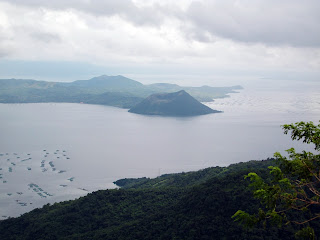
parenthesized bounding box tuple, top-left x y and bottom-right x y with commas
(0, 0, 319, 84)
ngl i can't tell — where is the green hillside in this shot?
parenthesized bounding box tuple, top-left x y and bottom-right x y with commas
(114, 159, 273, 189)
(1, 159, 317, 240)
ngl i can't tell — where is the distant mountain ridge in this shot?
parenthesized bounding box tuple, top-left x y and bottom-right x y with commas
(129, 90, 220, 116)
(0, 75, 242, 108)
(69, 75, 143, 89)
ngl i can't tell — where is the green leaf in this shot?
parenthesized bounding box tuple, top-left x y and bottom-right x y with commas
(295, 226, 315, 240)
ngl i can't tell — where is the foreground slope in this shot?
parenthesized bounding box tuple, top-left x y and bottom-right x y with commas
(1, 159, 318, 240)
(128, 90, 220, 116)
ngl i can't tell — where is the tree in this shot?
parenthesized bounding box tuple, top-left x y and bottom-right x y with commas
(232, 121, 320, 239)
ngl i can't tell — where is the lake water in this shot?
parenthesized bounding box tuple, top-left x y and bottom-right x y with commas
(0, 79, 319, 218)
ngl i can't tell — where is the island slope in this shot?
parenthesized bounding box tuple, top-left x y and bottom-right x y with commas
(128, 90, 220, 116)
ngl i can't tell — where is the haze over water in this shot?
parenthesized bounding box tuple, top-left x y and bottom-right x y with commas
(0, 78, 319, 218)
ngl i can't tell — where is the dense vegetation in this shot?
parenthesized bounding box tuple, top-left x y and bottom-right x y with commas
(0, 75, 242, 108)
(114, 159, 272, 189)
(233, 121, 320, 239)
(1, 159, 318, 239)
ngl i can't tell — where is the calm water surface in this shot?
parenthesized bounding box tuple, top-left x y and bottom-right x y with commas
(0, 79, 319, 218)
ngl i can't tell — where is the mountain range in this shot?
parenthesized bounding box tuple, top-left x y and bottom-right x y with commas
(0, 75, 242, 109)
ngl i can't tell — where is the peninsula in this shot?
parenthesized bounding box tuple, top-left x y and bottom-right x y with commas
(0, 75, 242, 109)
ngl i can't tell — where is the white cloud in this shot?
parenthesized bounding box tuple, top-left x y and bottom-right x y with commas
(185, 0, 320, 47)
(0, 0, 319, 78)
(3, 0, 319, 47)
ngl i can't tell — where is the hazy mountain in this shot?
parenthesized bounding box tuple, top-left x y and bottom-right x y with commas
(69, 75, 143, 90)
(0, 75, 242, 108)
(128, 90, 220, 116)
(145, 83, 243, 102)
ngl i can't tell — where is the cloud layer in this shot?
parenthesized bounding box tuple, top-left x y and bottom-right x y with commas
(0, 0, 319, 79)
(186, 0, 320, 47)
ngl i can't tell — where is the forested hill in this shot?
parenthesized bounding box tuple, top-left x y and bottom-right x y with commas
(0, 75, 242, 108)
(114, 159, 273, 189)
(1, 159, 318, 240)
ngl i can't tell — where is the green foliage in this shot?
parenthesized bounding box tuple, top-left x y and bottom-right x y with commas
(295, 226, 315, 240)
(233, 121, 320, 239)
(282, 121, 320, 150)
(232, 210, 258, 227)
(0, 159, 301, 240)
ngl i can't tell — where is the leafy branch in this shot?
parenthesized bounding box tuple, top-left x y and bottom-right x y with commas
(232, 121, 320, 240)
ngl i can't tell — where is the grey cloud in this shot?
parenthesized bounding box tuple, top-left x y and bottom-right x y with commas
(1, 0, 134, 15)
(3, 0, 320, 47)
(185, 0, 320, 47)
(0, 48, 10, 57)
(30, 32, 61, 43)
(2, 0, 169, 26)
(0, 40, 13, 57)
(0, 27, 13, 57)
